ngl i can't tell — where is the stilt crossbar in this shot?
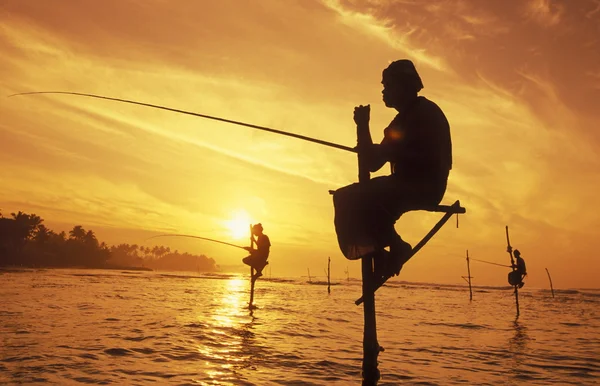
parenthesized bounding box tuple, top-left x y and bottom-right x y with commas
(355, 200, 466, 306)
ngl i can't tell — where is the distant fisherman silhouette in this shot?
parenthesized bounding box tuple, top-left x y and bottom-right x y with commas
(509, 249, 527, 288)
(333, 59, 452, 279)
(242, 223, 270, 277)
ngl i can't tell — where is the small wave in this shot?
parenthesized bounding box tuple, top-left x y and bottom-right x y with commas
(0, 311, 22, 316)
(184, 322, 208, 328)
(262, 278, 297, 284)
(103, 348, 133, 356)
(419, 321, 488, 330)
(78, 353, 99, 360)
(1, 355, 43, 362)
(162, 352, 203, 361)
(529, 362, 598, 373)
(581, 291, 600, 298)
(116, 369, 177, 379)
(556, 289, 580, 295)
(72, 376, 111, 384)
(131, 348, 155, 355)
(123, 335, 155, 342)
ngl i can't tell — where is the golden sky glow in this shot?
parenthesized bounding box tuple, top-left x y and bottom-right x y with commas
(1, 0, 599, 288)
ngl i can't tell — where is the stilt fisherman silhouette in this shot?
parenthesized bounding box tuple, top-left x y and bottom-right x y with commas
(509, 249, 527, 288)
(332, 59, 452, 280)
(242, 223, 270, 278)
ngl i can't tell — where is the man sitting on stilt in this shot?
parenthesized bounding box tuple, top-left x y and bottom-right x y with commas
(509, 249, 527, 288)
(242, 223, 270, 278)
(333, 59, 453, 280)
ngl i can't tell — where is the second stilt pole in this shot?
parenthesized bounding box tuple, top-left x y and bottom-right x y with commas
(545, 268, 555, 298)
(248, 224, 257, 309)
(466, 250, 473, 301)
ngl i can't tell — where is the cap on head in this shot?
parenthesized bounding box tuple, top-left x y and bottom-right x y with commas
(383, 59, 424, 92)
(514, 249, 521, 257)
(252, 223, 263, 232)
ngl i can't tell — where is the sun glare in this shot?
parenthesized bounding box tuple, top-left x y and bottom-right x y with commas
(225, 210, 252, 240)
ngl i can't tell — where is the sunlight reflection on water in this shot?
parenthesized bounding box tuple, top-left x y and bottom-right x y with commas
(0, 269, 598, 385)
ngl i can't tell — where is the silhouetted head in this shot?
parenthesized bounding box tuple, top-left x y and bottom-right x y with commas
(514, 249, 521, 258)
(252, 223, 264, 236)
(382, 59, 423, 109)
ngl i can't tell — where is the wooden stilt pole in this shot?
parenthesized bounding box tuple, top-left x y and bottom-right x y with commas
(248, 224, 257, 309)
(249, 267, 257, 309)
(361, 254, 379, 385)
(356, 106, 379, 385)
(466, 250, 473, 301)
(545, 268, 555, 298)
(327, 257, 331, 294)
(505, 226, 519, 317)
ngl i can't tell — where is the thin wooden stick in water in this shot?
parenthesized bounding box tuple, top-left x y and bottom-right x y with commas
(545, 268, 555, 298)
(466, 250, 473, 301)
(327, 257, 331, 294)
(248, 224, 256, 309)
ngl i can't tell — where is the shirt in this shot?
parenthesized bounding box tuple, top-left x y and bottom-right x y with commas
(382, 96, 452, 182)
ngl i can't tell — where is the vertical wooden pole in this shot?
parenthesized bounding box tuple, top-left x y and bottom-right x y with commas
(505, 226, 519, 317)
(466, 250, 473, 301)
(327, 256, 331, 294)
(357, 106, 379, 385)
(545, 268, 555, 298)
(248, 224, 256, 309)
(249, 267, 256, 308)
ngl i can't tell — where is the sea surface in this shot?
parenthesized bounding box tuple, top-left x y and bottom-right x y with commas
(1, 269, 598, 385)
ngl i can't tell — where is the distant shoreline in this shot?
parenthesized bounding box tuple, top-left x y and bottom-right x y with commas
(0, 264, 153, 272)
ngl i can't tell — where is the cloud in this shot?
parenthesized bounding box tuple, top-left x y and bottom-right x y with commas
(525, 0, 564, 27)
(320, 0, 451, 72)
(1, 0, 599, 286)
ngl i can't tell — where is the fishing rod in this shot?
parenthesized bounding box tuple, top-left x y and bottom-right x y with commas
(145, 234, 247, 250)
(470, 257, 510, 268)
(8, 91, 356, 153)
(451, 254, 510, 268)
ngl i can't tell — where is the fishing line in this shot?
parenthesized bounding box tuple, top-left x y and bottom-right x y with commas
(145, 234, 247, 250)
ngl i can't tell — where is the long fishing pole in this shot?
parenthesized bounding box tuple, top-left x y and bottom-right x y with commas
(451, 254, 510, 268)
(145, 234, 247, 250)
(470, 257, 511, 268)
(8, 91, 356, 153)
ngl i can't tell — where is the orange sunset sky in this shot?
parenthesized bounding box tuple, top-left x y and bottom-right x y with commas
(1, 1, 599, 288)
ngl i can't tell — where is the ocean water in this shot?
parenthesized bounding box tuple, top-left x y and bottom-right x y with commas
(0, 269, 598, 385)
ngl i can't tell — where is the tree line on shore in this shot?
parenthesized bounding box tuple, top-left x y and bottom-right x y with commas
(0, 210, 219, 272)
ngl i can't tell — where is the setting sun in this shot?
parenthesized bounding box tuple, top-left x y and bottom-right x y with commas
(224, 210, 252, 240)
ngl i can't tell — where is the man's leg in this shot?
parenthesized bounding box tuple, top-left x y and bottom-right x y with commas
(333, 182, 379, 260)
(388, 234, 412, 277)
(367, 176, 448, 278)
(254, 260, 268, 277)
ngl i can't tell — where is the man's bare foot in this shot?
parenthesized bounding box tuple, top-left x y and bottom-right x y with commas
(388, 239, 412, 277)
